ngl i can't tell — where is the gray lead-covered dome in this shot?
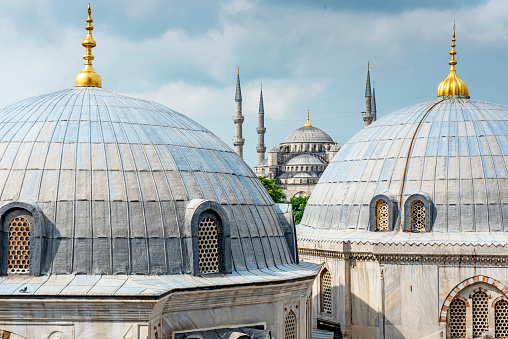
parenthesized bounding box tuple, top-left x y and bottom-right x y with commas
(302, 99, 508, 233)
(0, 87, 294, 275)
(283, 126, 333, 143)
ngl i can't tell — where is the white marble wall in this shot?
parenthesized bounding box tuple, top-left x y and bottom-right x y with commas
(300, 249, 508, 339)
(152, 279, 314, 338)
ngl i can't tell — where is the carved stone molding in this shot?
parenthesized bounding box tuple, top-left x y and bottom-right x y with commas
(298, 248, 508, 265)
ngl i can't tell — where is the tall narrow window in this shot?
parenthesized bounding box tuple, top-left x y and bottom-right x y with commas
(375, 200, 389, 231)
(410, 200, 426, 231)
(198, 216, 219, 274)
(284, 311, 296, 339)
(449, 299, 466, 338)
(8, 216, 31, 274)
(495, 299, 508, 339)
(321, 269, 332, 314)
(472, 291, 489, 338)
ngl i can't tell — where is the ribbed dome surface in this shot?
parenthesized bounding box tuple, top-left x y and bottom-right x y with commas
(302, 99, 508, 233)
(0, 87, 293, 274)
(283, 126, 333, 143)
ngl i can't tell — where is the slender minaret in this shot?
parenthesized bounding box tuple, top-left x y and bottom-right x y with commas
(256, 83, 266, 165)
(233, 67, 245, 158)
(362, 63, 375, 127)
(371, 81, 377, 122)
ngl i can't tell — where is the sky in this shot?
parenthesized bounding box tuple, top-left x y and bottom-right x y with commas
(0, 0, 506, 167)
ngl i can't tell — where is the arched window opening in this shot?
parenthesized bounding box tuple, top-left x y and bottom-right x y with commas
(321, 269, 332, 314)
(198, 215, 219, 274)
(472, 291, 489, 338)
(8, 215, 31, 274)
(449, 298, 466, 338)
(410, 200, 426, 231)
(375, 200, 389, 231)
(284, 311, 296, 339)
(495, 299, 508, 339)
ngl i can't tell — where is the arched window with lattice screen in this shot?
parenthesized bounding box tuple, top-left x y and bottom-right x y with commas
(284, 310, 296, 339)
(495, 299, 508, 339)
(472, 291, 489, 338)
(321, 269, 332, 314)
(448, 298, 466, 338)
(375, 200, 389, 231)
(410, 200, 426, 231)
(8, 215, 31, 274)
(198, 214, 220, 274)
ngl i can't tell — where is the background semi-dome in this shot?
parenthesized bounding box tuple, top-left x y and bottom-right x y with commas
(283, 126, 333, 143)
(286, 154, 325, 166)
(0, 87, 294, 275)
(301, 98, 508, 233)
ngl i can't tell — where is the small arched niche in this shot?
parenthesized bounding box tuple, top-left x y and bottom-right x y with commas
(185, 199, 232, 276)
(369, 193, 397, 232)
(0, 200, 47, 276)
(403, 193, 433, 232)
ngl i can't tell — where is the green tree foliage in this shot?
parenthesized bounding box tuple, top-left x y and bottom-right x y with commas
(290, 196, 310, 225)
(258, 176, 285, 203)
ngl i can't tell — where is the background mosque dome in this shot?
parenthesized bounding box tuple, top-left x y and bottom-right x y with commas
(301, 98, 508, 233)
(0, 87, 295, 275)
(283, 126, 333, 144)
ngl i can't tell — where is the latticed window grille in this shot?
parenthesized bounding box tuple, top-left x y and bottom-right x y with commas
(449, 298, 466, 338)
(375, 200, 389, 231)
(284, 311, 296, 339)
(321, 270, 332, 313)
(198, 217, 219, 274)
(8, 216, 31, 274)
(410, 200, 426, 231)
(472, 291, 489, 338)
(495, 299, 508, 338)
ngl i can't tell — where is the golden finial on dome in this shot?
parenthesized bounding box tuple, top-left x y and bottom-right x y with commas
(75, 4, 102, 87)
(304, 109, 312, 127)
(437, 23, 469, 98)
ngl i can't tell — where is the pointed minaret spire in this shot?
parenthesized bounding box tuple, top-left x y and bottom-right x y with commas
(362, 62, 375, 127)
(235, 66, 242, 102)
(365, 62, 371, 97)
(233, 66, 245, 158)
(256, 83, 266, 165)
(371, 81, 377, 122)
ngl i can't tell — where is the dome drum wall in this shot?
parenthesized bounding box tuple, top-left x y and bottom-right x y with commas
(302, 99, 508, 233)
(0, 88, 295, 275)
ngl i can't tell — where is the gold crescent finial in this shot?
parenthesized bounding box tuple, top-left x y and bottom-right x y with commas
(437, 22, 469, 98)
(261, 82, 262, 90)
(237, 65, 239, 74)
(75, 4, 102, 87)
(304, 109, 312, 127)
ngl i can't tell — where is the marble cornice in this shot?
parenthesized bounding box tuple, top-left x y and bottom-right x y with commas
(299, 247, 508, 265)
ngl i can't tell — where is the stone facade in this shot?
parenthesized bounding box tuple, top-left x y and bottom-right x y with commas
(298, 237, 508, 338)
